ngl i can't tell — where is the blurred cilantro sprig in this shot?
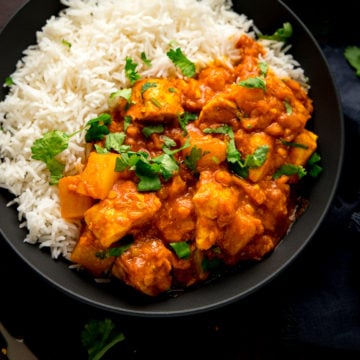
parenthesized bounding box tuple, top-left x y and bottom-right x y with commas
(81, 318, 125, 360)
(344, 46, 360, 77)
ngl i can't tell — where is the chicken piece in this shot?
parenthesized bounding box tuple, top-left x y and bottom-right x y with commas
(221, 206, 264, 257)
(198, 92, 240, 128)
(126, 78, 184, 122)
(236, 234, 276, 261)
(111, 235, 174, 296)
(287, 129, 318, 167)
(192, 171, 240, 250)
(156, 194, 196, 242)
(71, 226, 115, 277)
(234, 130, 275, 182)
(84, 180, 161, 248)
(184, 125, 227, 171)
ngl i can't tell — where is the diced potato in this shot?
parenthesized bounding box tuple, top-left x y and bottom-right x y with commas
(84, 180, 162, 248)
(58, 175, 94, 220)
(75, 152, 121, 200)
(71, 226, 115, 277)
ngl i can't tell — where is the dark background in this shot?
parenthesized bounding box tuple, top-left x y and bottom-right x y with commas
(1, 1, 360, 359)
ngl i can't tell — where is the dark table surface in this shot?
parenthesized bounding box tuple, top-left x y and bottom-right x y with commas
(1, 1, 360, 359)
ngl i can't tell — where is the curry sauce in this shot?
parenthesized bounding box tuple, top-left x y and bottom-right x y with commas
(58, 35, 318, 297)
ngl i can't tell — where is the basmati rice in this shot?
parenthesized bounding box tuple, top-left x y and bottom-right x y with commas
(0, 0, 309, 260)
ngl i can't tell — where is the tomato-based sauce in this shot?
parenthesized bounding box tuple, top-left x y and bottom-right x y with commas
(59, 35, 317, 297)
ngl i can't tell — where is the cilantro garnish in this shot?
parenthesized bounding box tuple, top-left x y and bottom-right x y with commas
(142, 124, 164, 138)
(81, 318, 125, 360)
(344, 46, 360, 77)
(280, 138, 308, 149)
(31, 130, 70, 185)
(125, 56, 141, 85)
(273, 164, 307, 179)
(307, 152, 323, 178)
(4, 76, 14, 87)
(169, 241, 191, 259)
(238, 62, 268, 91)
(258, 22, 293, 42)
(141, 81, 157, 96)
(109, 88, 132, 102)
(85, 113, 112, 142)
(62, 39, 72, 48)
(184, 145, 204, 173)
(31, 113, 112, 184)
(167, 47, 196, 78)
(177, 112, 197, 135)
(141, 51, 152, 67)
(203, 125, 268, 178)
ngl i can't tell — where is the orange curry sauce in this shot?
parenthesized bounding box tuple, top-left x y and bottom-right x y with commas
(58, 35, 317, 296)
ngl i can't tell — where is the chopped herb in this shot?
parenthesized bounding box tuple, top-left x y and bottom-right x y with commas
(124, 115, 132, 131)
(104, 132, 127, 153)
(96, 243, 132, 259)
(150, 97, 162, 108)
(307, 152, 323, 178)
(142, 124, 164, 138)
(344, 46, 360, 77)
(4, 76, 14, 87)
(168, 87, 176, 93)
(284, 99, 293, 114)
(184, 145, 204, 173)
(169, 241, 191, 259)
(177, 112, 197, 135)
(31, 130, 71, 185)
(81, 318, 125, 360)
(125, 56, 141, 85)
(238, 76, 266, 91)
(273, 164, 307, 179)
(258, 22, 293, 42)
(85, 113, 112, 142)
(280, 138, 308, 149)
(141, 81, 157, 96)
(62, 39, 72, 48)
(141, 51, 152, 67)
(31, 113, 112, 183)
(161, 135, 177, 148)
(203, 125, 268, 178)
(109, 88, 132, 102)
(114, 145, 181, 192)
(167, 47, 196, 78)
(258, 61, 268, 77)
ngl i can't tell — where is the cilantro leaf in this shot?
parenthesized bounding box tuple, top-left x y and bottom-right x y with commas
(273, 164, 307, 179)
(344, 46, 360, 77)
(184, 145, 203, 173)
(177, 112, 197, 135)
(81, 318, 125, 360)
(85, 113, 112, 142)
(169, 241, 191, 259)
(31, 130, 70, 184)
(141, 51, 152, 67)
(142, 124, 164, 138)
(258, 22, 293, 42)
(238, 77, 266, 91)
(167, 48, 196, 78)
(125, 56, 141, 85)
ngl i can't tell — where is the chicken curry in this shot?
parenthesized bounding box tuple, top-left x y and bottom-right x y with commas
(58, 34, 319, 297)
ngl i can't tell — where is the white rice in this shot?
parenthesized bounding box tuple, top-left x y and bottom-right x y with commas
(0, 0, 308, 260)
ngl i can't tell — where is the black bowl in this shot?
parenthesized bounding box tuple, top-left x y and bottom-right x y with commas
(0, 0, 343, 317)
